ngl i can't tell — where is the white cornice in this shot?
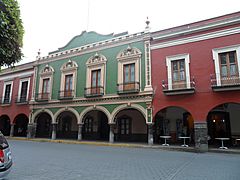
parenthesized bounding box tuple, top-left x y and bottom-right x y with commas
(0, 70, 33, 81)
(36, 32, 146, 65)
(152, 16, 240, 40)
(151, 27, 240, 50)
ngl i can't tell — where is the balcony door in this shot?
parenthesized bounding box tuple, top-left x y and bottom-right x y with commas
(20, 81, 28, 102)
(123, 63, 135, 90)
(64, 74, 73, 97)
(91, 69, 101, 94)
(219, 51, 239, 85)
(42, 78, 50, 99)
(172, 59, 186, 89)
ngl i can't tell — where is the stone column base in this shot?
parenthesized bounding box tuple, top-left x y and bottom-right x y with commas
(148, 124, 153, 146)
(194, 122, 208, 152)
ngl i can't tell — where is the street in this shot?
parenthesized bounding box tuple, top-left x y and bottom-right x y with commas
(5, 140, 240, 180)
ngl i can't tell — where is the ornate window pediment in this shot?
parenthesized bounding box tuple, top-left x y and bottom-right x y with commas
(61, 60, 78, 72)
(117, 45, 142, 61)
(40, 64, 54, 75)
(86, 53, 107, 67)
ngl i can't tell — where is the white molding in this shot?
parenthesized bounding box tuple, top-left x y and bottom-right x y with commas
(54, 107, 80, 124)
(151, 27, 240, 50)
(2, 81, 13, 103)
(166, 54, 190, 90)
(18, 77, 30, 102)
(212, 44, 240, 86)
(32, 109, 54, 124)
(0, 71, 33, 81)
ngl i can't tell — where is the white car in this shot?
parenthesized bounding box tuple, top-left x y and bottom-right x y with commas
(0, 132, 12, 179)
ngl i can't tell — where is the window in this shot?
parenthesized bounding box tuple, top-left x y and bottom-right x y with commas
(123, 63, 135, 83)
(42, 78, 50, 99)
(20, 81, 28, 102)
(84, 117, 93, 133)
(219, 51, 238, 78)
(166, 54, 190, 90)
(64, 74, 73, 97)
(39, 65, 54, 100)
(86, 53, 107, 96)
(4, 84, 11, 104)
(118, 116, 131, 135)
(212, 45, 240, 86)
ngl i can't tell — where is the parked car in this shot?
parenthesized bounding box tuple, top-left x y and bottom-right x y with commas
(0, 132, 12, 179)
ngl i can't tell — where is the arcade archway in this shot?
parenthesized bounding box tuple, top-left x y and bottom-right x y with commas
(35, 112, 52, 138)
(14, 114, 28, 137)
(0, 115, 10, 136)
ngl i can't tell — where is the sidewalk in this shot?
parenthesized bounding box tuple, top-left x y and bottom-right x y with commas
(7, 136, 240, 154)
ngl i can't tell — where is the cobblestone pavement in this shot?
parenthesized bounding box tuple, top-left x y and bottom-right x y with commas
(5, 140, 240, 180)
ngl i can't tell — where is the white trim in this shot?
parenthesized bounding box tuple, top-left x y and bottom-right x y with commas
(54, 107, 80, 124)
(32, 109, 54, 124)
(166, 54, 190, 90)
(17, 78, 30, 102)
(151, 27, 240, 50)
(212, 44, 240, 86)
(2, 81, 13, 103)
(0, 71, 33, 81)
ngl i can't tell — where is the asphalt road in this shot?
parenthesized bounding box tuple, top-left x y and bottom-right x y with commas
(5, 140, 240, 180)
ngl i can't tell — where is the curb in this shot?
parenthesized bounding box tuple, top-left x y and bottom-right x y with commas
(7, 137, 240, 154)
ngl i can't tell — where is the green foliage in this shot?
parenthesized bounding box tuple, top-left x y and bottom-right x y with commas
(0, 0, 24, 67)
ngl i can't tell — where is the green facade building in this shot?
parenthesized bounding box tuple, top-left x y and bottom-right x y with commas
(28, 26, 154, 144)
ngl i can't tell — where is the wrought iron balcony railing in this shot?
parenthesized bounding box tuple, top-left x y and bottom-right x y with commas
(84, 86, 104, 97)
(210, 74, 240, 91)
(58, 90, 75, 100)
(117, 82, 140, 94)
(162, 77, 195, 95)
(35, 93, 50, 101)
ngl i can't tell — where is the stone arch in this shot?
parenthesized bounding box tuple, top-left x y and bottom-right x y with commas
(111, 104, 146, 124)
(54, 107, 80, 124)
(79, 106, 111, 124)
(32, 109, 54, 124)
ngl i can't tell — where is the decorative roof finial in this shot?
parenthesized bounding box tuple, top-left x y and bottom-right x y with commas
(36, 49, 41, 59)
(145, 17, 150, 32)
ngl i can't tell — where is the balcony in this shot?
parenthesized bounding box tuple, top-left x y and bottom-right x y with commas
(0, 98, 11, 105)
(117, 82, 140, 94)
(211, 74, 240, 91)
(84, 86, 104, 97)
(162, 77, 195, 95)
(35, 93, 50, 102)
(58, 90, 74, 100)
(15, 95, 29, 104)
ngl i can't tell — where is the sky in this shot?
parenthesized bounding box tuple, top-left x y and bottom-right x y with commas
(17, 0, 240, 64)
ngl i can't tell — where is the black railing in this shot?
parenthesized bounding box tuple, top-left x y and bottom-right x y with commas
(117, 82, 140, 94)
(15, 95, 28, 104)
(210, 74, 240, 87)
(58, 90, 75, 99)
(35, 93, 50, 101)
(84, 86, 104, 97)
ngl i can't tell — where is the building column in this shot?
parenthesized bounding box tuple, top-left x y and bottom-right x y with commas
(148, 124, 153, 146)
(194, 122, 208, 152)
(51, 123, 57, 140)
(109, 124, 115, 143)
(27, 123, 36, 138)
(77, 124, 83, 141)
(10, 124, 15, 137)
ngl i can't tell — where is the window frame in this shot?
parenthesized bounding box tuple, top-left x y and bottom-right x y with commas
(39, 65, 54, 100)
(166, 54, 190, 90)
(2, 81, 13, 104)
(17, 78, 30, 102)
(212, 45, 240, 86)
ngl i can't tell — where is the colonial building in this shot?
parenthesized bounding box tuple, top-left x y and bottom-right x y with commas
(0, 62, 34, 137)
(27, 27, 154, 144)
(151, 12, 240, 151)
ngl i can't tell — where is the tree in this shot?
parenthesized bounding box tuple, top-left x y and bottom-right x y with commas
(0, 0, 24, 67)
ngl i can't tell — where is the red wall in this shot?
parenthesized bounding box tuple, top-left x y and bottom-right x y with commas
(151, 33, 240, 121)
(0, 74, 33, 124)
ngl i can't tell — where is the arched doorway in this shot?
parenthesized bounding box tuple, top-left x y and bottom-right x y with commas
(153, 107, 194, 145)
(35, 112, 52, 138)
(82, 110, 109, 141)
(114, 109, 147, 143)
(207, 103, 240, 147)
(56, 111, 78, 139)
(14, 114, 28, 137)
(0, 115, 10, 136)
